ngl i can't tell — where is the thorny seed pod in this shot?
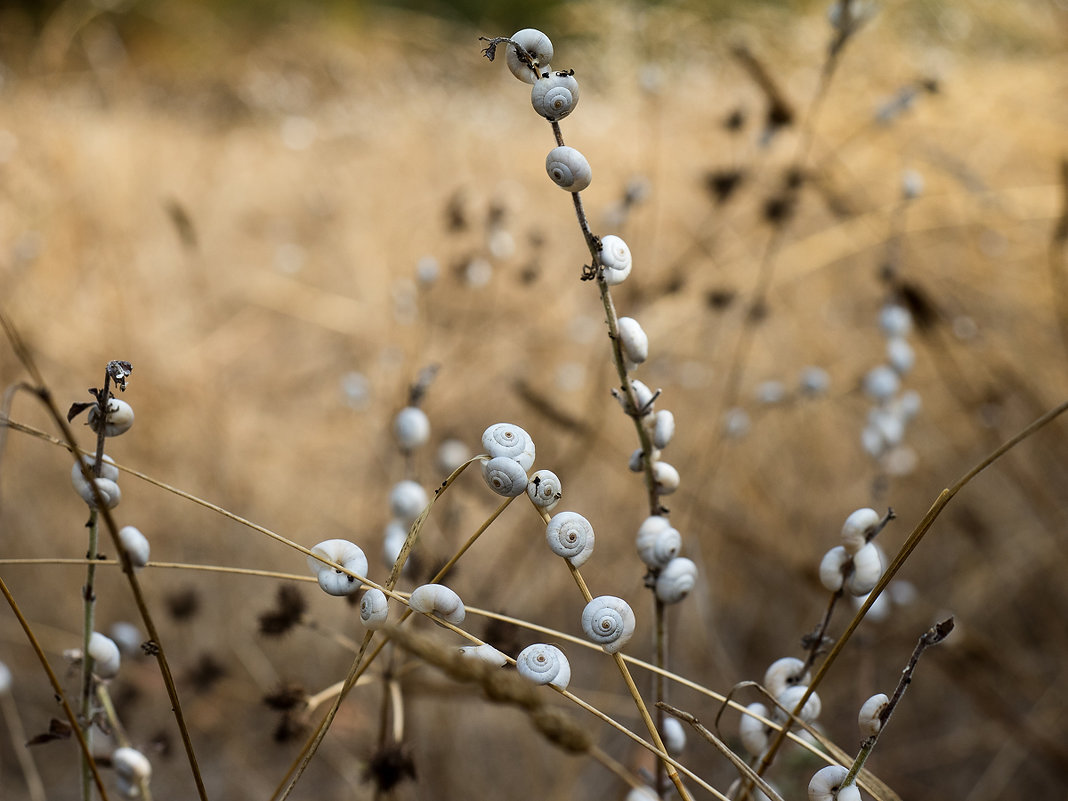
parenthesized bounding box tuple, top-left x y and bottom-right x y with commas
(545, 510, 595, 567)
(482, 422, 536, 470)
(458, 643, 508, 666)
(481, 455, 529, 497)
(545, 146, 592, 192)
(408, 583, 465, 625)
(809, 764, 859, 801)
(393, 406, 430, 451)
(531, 71, 580, 121)
(661, 716, 686, 756)
(616, 316, 648, 365)
(360, 588, 389, 629)
(581, 596, 636, 654)
(526, 469, 562, 510)
(652, 461, 680, 494)
(118, 526, 150, 569)
(763, 657, 810, 699)
(599, 235, 632, 285)
(655, 557, 697, 604)
(652, 409, 675, 449)
(307, 539, 368, 597)
(635, 516, 681, 570)
(88, 632, 121, 678)
(516, 643, 571, 689)
(390, 480, 428, 524)
(506, 28, 553, 83)
(739, 702, 770, 756)
(845, 542, 883, 596)
(87, 398, 134, 437)
(774, 685, 822, 725)
(858, 692, 889, 737)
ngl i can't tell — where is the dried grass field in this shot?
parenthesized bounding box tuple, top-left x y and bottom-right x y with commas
(1, 1, 1067, 799)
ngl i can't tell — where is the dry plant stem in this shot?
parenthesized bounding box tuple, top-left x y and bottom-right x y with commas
(747, 397, 1068, 790)
(0, 575, 110, 800)
(842, 618, 954, 790)
(0, 691, 47, 801)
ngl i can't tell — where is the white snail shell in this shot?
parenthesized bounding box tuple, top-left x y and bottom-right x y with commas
(481, 422, 536, 470)
(819, 545, 849, 592)
(599, 235, 632, 285)
(616, 316, 648, 365)
(652, 409, 675, 449)
(841, 507, 880, 555)
(87, 398, 134, 437)
(858, 692, 889, 737)
(531, 71, 580, 120)
(506, 28, 553, 83)
(308, 539, 368, 597)
(393, 406, 430, 451)
(617, 378, 655, 416)
(626, 788, 659, 801)
(635, 516, 681, 569)
(661, 716, 686, 756)
(382, 519, 408, 570)
(88, 632, 121, 678)
(526, 469, 562, 510)
(774, 685, 822, 725)
(72, 453, 119, 484)
(408, 583, 465, 625)
(808, 765, 854, 801)
(887, 337, 915, 375)
(581, 596, 636, 654)
(652, 461, 680, 495)
(864, 365, 900, 401)
(118, 526, 150, 569)
(739, 702, 770, 756)
(112, 746, 151, 784)
(879, 303, 912, 338)
(655, 557, 697, 604)
(481, 455, 529, 497)
(763, 657, 810, 699)
(75, 476, 121, 509)
(459, 643, 508, 666)
(545, 146, 592, 193)
(359, 588, 389, 629)
(516, 643, 571, 689)
(545, 511, 595, 567)
(389, 480, 428, 524)
(845, 542, 883, 596)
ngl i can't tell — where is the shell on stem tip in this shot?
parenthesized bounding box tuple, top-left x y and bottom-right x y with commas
(581, 596, 635, 654)
(308, 539, 368, 596)
(481, 455, 529, 497)
(545, 510, 595, 567)
(506, 28, 553, 83)
(545, 146, 591, 192)
(408, 583, 465, 625)
(516, 643, 571, 689)
(841, 507, 880, 554)
(87, 398, 134, 437)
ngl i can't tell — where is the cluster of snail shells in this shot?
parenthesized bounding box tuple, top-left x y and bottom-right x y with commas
(71, 453, 122, 509)
(480, 422, 535, 497)
(739, 657, 817, 756)
(819, 507, 886, 596)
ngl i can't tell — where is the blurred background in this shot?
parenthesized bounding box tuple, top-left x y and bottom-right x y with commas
(1, 0, 1067, 799)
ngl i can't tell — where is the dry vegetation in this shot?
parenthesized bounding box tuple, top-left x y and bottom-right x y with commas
(1, 1, 1067, 799)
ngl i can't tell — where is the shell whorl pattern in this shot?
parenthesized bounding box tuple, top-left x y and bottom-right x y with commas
(545, 511, 595, 567)
(655, 557, 697, 604)
(506, 28, 553, 83)
(531, 72, 580, 121)
(545, 146, 592, 192)
(599, 235, 632, 285)
(581, 596, 636, 654)
(308, 539, 368, 596)
(481, 455, 529, 497)
(408, 583, 465, 625)
(359, 588, 389, 629)
(527, 469, 562, 510)
(635, 516, 681, 569)
(516, 643, 571, 689)
(481, 422, 535, 469)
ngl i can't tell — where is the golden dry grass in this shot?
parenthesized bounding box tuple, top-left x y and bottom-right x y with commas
(1, 1, 1068, 799)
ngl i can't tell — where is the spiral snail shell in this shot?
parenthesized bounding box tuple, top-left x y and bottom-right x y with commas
(616, 316, 648, 365)
(599, 235, 632, 285)
(581, 596, 635, 654)
(526, 469, 562, 510)
(652, 409, 676, 449)
(506, 28, 553, 84)
(359, 588, 389, 629)
(841, 507, 880, 554)
(763, 657, 810, 699)
(482, 422, 536, 470)
(516, 643, 571, 689)
(531, 71, 580, 121)
(87, 398, 134, 437)
(545, 146, 592, 192)
(652, 461, 680, 495)
(858, 692, 888, 737)
(459, 643, 508, 667)
(808, 765, 858, 801)
(545, 510, 595, 568)
(408, 583, 465, 625)
(739, 702, 770, 756)
(308, 539, 368, 596)
(481, 455, 529, 497)
(655, 556, 697, 604)
(635, 515, 681, 570)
